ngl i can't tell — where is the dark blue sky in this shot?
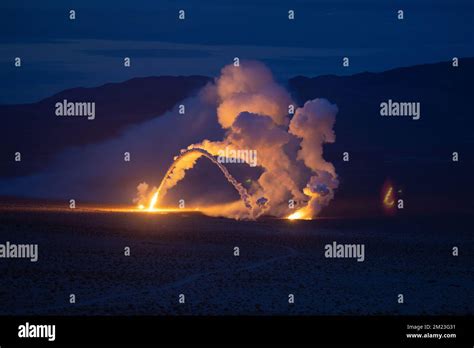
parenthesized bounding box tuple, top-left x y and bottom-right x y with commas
(1, 0, 473, 103)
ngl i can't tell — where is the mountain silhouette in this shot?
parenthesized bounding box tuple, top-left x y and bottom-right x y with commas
(0, 76, 211, 177)
(1, 59, 473, 215)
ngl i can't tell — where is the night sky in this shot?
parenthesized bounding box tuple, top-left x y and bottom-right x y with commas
(1, 0, 473, 103)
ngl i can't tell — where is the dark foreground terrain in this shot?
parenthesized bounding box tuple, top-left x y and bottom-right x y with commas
(0, 209, 472, 315)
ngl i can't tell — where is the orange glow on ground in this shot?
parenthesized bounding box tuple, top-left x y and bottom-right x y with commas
(287, 210, 312, 220)
(79, 206, 197, 214)
(0, 204, 200, 214)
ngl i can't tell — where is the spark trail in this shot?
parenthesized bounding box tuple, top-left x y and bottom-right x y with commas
(150, 148, 253, 211)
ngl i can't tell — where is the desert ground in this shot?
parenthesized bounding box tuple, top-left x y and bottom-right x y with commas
(0, 208, 472, 315)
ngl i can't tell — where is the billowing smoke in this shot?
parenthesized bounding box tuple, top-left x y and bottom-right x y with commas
(140, 61, 339, 219)
(215, 61, 292, 128)
(288, 99, 339, 217)
(133, 182, 157, 208)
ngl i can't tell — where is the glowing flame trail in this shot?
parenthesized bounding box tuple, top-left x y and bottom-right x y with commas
(148, 191, 159, 211)
(149, 148, 253, 211)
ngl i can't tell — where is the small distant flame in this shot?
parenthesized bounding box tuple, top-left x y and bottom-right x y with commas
(382, 179, 397, 216)
(383, 186, 395, 208)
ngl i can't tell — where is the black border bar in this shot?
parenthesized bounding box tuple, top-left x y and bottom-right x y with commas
(0, 316, 472, 346)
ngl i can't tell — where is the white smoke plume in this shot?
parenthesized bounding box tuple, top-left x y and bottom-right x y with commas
(215, 61, 292, 128)
(288, 99, 339, 217)
(133, 182, 158, 207)
(137, 61, 339, 219)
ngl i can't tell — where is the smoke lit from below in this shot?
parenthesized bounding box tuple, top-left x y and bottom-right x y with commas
(134, 61, 340, 220)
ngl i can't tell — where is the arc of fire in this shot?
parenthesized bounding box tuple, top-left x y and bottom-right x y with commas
(151, 148, 253, 211)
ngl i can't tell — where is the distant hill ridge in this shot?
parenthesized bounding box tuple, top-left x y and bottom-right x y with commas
(1, 58, 473, 181)
(0, 76, 211, 177)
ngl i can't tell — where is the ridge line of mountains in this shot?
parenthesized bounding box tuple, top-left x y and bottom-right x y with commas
(1, 58, 473, 215)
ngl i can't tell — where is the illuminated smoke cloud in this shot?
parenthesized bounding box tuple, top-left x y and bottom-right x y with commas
(215, 61, 292, 128)
(144, 61, 339, 219)
(289, 99, 338, 176)
(288, 99, 339, 217)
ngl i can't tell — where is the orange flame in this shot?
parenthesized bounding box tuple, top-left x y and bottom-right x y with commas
(287, 209, 312, 220)
(148, 191, 159, 211)
(381, 179, 397, 216)
(383, 186, 395, 208)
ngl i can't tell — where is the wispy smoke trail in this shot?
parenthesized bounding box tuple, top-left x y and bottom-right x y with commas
(155, 148, 253, 211)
